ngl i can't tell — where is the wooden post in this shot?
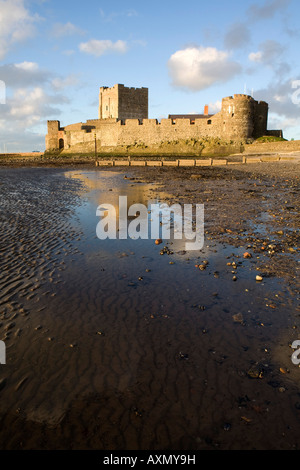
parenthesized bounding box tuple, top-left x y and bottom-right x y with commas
(94, 133, 97, 162)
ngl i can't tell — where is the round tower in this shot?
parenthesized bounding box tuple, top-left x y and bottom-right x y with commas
(221, 95, 255, 141)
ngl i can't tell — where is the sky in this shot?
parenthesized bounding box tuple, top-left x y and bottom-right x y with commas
(0, 0, 300, 152)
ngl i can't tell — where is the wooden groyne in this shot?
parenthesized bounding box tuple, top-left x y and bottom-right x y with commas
(95, 154, 300, 167)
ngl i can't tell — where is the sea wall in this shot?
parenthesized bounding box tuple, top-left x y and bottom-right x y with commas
(244, 140, 300, 154)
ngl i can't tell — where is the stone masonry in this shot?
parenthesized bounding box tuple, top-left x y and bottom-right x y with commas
(45, 84, 282, 153)
(99, 84, 148, 120)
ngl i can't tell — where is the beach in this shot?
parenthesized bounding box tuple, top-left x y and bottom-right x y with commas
(0, 159, 299, 450)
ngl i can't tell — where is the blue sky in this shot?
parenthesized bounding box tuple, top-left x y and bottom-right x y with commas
(0, 0, 300, 151)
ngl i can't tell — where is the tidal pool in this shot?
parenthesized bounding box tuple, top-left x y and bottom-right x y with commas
(0, 167, 299, 450)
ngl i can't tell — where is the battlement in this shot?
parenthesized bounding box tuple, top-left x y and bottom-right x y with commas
(117, 84, 148, 91)
(45, 85, 282, 152)
(117, 118, 215, 128)
(223, 94, 254, 101)
(234, 94, 253, 100)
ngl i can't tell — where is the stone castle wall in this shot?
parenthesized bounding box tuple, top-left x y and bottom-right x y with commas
(46, 88, 281, 153)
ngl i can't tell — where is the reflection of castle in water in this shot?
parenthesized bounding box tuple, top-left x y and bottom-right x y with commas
(66, 170, 202, 249)
(46, 84, 282, 153)
(65, 170, 165, 219)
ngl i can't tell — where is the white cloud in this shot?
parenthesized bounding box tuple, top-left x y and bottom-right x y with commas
(167, 46, 242, 91)
(9, 87, 44, 118)
(207, 100, 222, 114)
(79, 39, 128, 57)
(51, 22, 85, 38)
(255, 78, 300, 119)
(253, 77, 300, 139)
(0, 62, 82, 93)
(0, 80, 72, 151)
(51, 74, 79, 91)
(5, 86, 68, 122)
(0, 62, 49, 87)
(0, 0, 41, 59)
(15, 61, 39, 71)
(249, 51, 263, 62)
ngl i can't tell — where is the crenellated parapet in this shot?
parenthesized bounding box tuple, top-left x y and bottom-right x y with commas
(45, 86, 282, 152)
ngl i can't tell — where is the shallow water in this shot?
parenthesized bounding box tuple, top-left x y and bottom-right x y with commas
(0, 167, 299, 450)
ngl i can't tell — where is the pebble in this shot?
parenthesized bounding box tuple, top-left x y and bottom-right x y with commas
(233, 313, 244, 323)
(256, 275, 263, 282)
(0, 378, 7, 391)
(160, 246, 174, 256)
(179, 352, 189, 360)
(247, 366, 263, 379)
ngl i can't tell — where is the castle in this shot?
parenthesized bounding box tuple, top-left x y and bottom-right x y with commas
(45, 84, 282, 153)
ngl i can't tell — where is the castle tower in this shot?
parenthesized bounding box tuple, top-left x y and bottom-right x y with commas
(221, 95, 256, 140)
(99, 84, 148, 121)
(253, 101, 268, 139)
(45, 120, 60, 150)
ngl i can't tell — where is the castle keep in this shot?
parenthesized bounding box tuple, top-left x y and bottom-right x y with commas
(99, 84, 148, 120)
(45, 84, 282, 153)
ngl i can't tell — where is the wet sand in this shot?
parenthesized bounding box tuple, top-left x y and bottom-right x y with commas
(0, 161, 299, 450)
